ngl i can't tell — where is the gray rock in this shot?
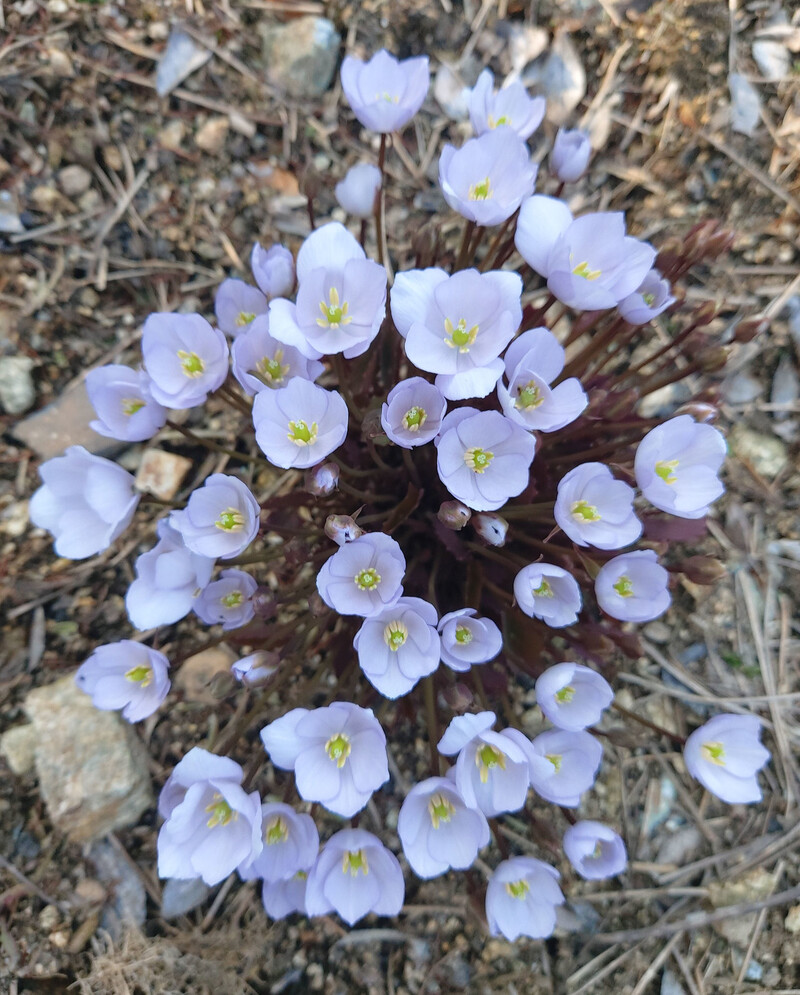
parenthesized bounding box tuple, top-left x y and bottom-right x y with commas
(752, 38, 789, 80)
(23, 676, 153, 843)
(161, 877, 211, 919)
(11, 382, 120, 459)
(661, 969, 687, 995)
(0, 723, 38, 775)
(0, 355, 35, 415)
(524, 31, 586, 126)
(770, 354, 799, 419)
(0, 189, 24, 234)
(260, 17, 340, 98)
(89, 839, 147, 939)
(729, 424, 788, 478)
(729, 73, 761, 136)
(723, 369, 761, 404)
(156, 28, 212, 97)
(57, 165, 92, 197)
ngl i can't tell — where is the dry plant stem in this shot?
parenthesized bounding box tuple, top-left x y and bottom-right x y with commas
(480, 213, 516, 272)
(332, 354, 362, 419)
(217, 382, 252, 416)
(488, 818, 511, 860)
(164, 419, 260, 465)
(422, 675, 441, 775)
(636, 356, 704, 397)
(614, 319, 701, 381)
(139, 494, 182, 509)
(374, 132, 388, 269)
(612, 701, 687, 746)
(455, 219, 477, 271)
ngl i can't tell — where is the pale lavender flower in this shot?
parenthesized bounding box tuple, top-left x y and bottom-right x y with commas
(381, 377, 447, 448)
(214, 278, 268, 337)
(231, 315, 324, 396)
(550, 128, 591, 182)
(525, 729, 603, 806)
(515, 197, 656, 310)
(439, 127, 537, 227)
(260, 702, 389, 817)
(595, 550, 671, 622)
(253, 376, 348, 470)
(262, 871, 308, 920)
(513, 563, 582, 628)
(251, 243, 295, 299)
(125, 519, 214, 630)
(141, 312, 229, 409)
(438, 608, 502, 672)
(85, 364, 167, 442)
(75, 640, 170, 722)
(486, 857, 564, 941)
(354, 596, 440, 698)
(240, 803, 319, 883)
(305, 461, 339, 496)
(305, 828, 404, 925)
(472, 512, 508, 547)
(269, 223, 387, 360)
(438, 712, 530, 817)
(335, 163, 382, 218)
(316, 532, 405, 617)
(468, 69, 545, 140)
(554, 462, 641, 549)
(618, 269, 675, 325)
(340, 50, 429, 133)
(436, 408, 536, 511)
(231, 651, 278, 687)
(29, 446, 140, 560)
(157, 748, 263, 885)
(563, 821, 627, 880)
(497, 327, 587, 432)
(683, 714, 770, 804)
(634, 415, 726, 519)
(536, 662, 614, 732)
(397, 776, 490, 878)
(193, 568, 258, 630)
(170, 473, 260, 559)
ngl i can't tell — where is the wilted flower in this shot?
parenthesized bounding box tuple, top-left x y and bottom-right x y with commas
(535, 662, 614, 732)
(683, 714, 770, 804)
(316, 532, 405, 617)
(438, 500, 472, 530)
(438, 608, 502, 672)
(335, 163, 382, 218)
(214, 278, 268, 337)
(251, 243, 295, 299)
(240, 803, 319, 883)
(563, 821, 627, 879)
(554, 462, 641, 549)
(524, 729, 603, 806)
(618, 269, 675, 325)
(305, 461, 339, 496)
(141, 312, 229, 409)
(75, 640, 170, 722)
(193, 568, 258, 630)
(594, 549, 671, 622)
(231, 315, 324, 396)
(513, 562, 582, 628)
(324, 514, 364, 546)
(381, 376, 447, 448)
(468, 69, 545, 140)
(85, 365, 167, 442)
(353, 596, 440, 698)
(550, 128, 591, 182)
(231, 651, 278, 687)
(472, 512, 508, 546)
(340, 49, 430, 133)
(170, 473, 260, 559)
(486, 858, 564, 941)
(305, 828, 404, 925)
(29, 446, 140, 560)
(253, 376, 348, 470)
(397, 776, 490, 878)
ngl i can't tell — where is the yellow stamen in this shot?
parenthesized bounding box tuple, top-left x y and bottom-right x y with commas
(342, 849, 369, 876)
(316, 286, 353, 329)
(403, 406, 427, 431)
(428, 793, 455, 829)
(571, 499, 600, 522)
(256, 350, 289, 386)
(702, 741, 726, 766)
(572, 261, 602, 281)
(325, 733, 351, 768)
(488, 114, 510, 128)
(287, 420, 318, 446)
(655, 459, 679, 484)
(612, 575, 633, 598)
(221, 591, 243, 609)
(125, 665, 152, 687)
(545, 753, 562, 772)
(444, 317, 479, 352)
(454, 625, 473, 645)
(216, 508, 245, 532)
(476, 743, 506, 784)
(265, 816, 289, 845)
(555, 685, 575, 704)
(354, 567, 381, 591)
(464, 447, 494, 473)
(515, 381, 544, 410)
(383, 620, 408, 652)
(121, 397, 145, 416)
(505, 879, 530, 900)
(205, 793, 237, 828)
(468, 177, 492, 201)
(177, 350, 205, 377)
(237, 311, 256, 327)
(533, 579, 553, 598)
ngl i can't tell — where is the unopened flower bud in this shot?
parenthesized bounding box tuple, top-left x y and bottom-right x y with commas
(733, 317, 769, 343)
(678, 555, 727, 585)
(305, 461, 339, 496)
(335, 163, 382, 219)
(472, 512, 508, 547)
(551, 127, 591, 182)
(232, 650, 279, 687)
(674, 401, 719, 423)
(699, 346, 730, 372)
(692, 301, 718, 326)
(324, 514, 364, 546)
(252, 587, 277, 620)
(438, 500, 471, 530)
(440, 683, 474, 713)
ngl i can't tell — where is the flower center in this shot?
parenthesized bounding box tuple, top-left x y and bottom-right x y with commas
(655, 459, 679, 484)
(454, 624, 473, 645)
(476, 743, 506, 783)
(533, 579, 553, 598)
(125, 664, 152, 687)
(702, 741, 726, 766)
(545, 753, 562, 772)
(265, 815, 288, 845)
(256, 351, 289, 386)
(612, 575, 634, 598)
(205, 793, 237, 828)
(428, 793, 455, 829)
(572, 261, 602, 281)
(642, 292, 656, 307)
(216, 508, 245, 532)
(383, 620, 408, 652)
(468, 176, 492, 201)
(515, 381, 544, 410)
(464, 447, 494, 473)
(237, 311, 256, 327)
(342, 848, 369, 876)
(488, 114, 510, 128)
(325, 732, 351, 768)
(505, 879, 530, 900)
(221, 590, 243, 609)
(316, 287, 353, 328)
(177, 350, 205, 377)
(571, 499, 601, 522)
(287, 420, 318, 446)
(354, 567, 381, 591)
(444, 317, 479, 352)
(376, 91, 399, 103)
(121, 397, 145, 417)
(402, 406, 427, 431)
(555, 685, 575, 704)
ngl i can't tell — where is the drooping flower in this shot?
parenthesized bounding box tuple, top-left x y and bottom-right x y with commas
(554, 462, 641, 549)
(340, 49, 430, 133)
(438, 712, 530, 817)
(486, 858, 564, 941)
(497, 327, 587, 433)
(550, 128, 591, 182)
(513, 562, 582, 628)
(683, 714, 770, 804)
(594, 550, 671, 622)
(141, 312, 229, 409)
(125, 519, 214, 630)
(618, 269, 675, 325)
(335, 163, 382, 218)
(261, 871, 309, 920)
(214, 278, 268, 337)
(439, 127, 537, 227)
(316, 532, 405, 617)
(438, 608, 502, 672)
(634, 415, 726, 520)
(380, 377, 447, 448)
(397, 776, 490, 878)
(353, 596, 440, 698)
(29, 446, 140, 560)
(472, 512, 508, 547)
(240, 803, 319, 884)
(467, 69, 545, 140)
(436, 408, 536, 511)
(231, 651, 278, 687)
(305, 461, 339, 496)
(157, 748, 263, 886)
(535, 662, 614, 732)
(563, 821, 628, 879)
(251, 243, 295, 299)
(170, 473, 260, 559)
(515, 196, 656, 310)
(253, 376, 348, 470)
(193, 568, 258, 630)
(524, 729, 603, 806)
(305, 828, 404, 925)
(75, 640, 170, 722)
(260, 702, 389, 817)
(231, 315, 324, 396)
(85, 365, 167, 442)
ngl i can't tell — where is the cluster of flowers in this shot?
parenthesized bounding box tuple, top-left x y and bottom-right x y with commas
(30, 49, 770, 938)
